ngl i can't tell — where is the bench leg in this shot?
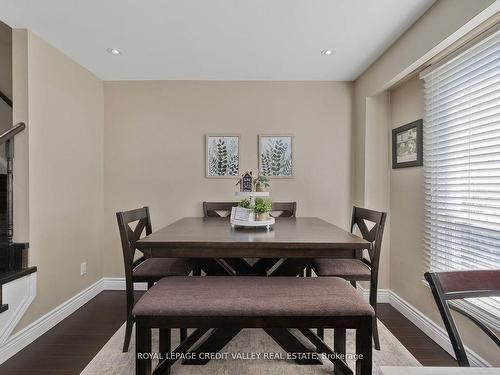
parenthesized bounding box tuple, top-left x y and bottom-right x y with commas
(298, 328, 352, 374)
(356, 318, 372, 375)
(155, 328, 210, 373)
(317, 328, 324, 340)
(180, 328, 187, 343)
(265, 328, 321, 365)
(136, 321, 151, 375)
(159, 329, 171, 361)
(334, 328, 346, 375)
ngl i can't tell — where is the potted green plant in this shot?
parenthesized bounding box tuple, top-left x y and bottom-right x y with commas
(253, 197, 272, 221)
(254, 174, 270, 192)
(238, 198, 251, 209)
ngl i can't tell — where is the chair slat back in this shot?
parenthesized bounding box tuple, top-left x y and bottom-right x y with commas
(116, 207, 152, 287)
(203, 201, 297, 218)
(350, 206, 386, 269)
(425, 270, 500, 366)
(270, 202, 297, 217)
(203, 202, 238, 217)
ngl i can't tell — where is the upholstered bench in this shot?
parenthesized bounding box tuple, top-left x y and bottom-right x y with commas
(133, 276, 374, 375)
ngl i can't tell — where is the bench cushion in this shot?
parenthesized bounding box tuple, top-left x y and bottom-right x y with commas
(133, 258, 192, 280)
(133, 276, 374, 318)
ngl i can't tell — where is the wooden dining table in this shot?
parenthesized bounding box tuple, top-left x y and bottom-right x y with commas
(135, 216, 371, 368)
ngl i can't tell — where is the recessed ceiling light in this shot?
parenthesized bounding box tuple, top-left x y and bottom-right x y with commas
(321, 49, 334, 56)
(106, 48, 123, 55)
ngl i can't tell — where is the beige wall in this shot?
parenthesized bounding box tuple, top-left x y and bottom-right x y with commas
(12, 29, 29, 243)
(5, 0, 499, 363)
(353, 0, 496, 206)
(364, 92, 391, 288)
(389, 76, 426, 312)
(0, 21, 12, 134)
(14, 32, 104, 331)
(354, 0, 499, 365)
(389, 76, 500, 366)
(103, 81, 353, 277)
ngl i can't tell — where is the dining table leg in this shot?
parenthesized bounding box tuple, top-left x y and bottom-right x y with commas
(249, 258, 280, 275)
(182, 328, 242, 365)
(264, 328, 322, 364)
(266, 258, 313, 276)
(195, 258, 236, 276)
(222, 258, 253, 274)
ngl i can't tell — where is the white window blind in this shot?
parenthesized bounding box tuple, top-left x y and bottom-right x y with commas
(421, 29, 500, 329)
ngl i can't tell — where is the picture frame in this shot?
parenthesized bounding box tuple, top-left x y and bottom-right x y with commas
(205, 134, 240, 178)
(392, 119, 423, 169)
(258, 134, 294, 178)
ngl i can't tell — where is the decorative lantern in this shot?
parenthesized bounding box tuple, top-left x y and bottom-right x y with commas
(239, 171, 253, 192)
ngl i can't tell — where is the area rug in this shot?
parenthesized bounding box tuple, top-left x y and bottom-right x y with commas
(81, 321, 420, 374)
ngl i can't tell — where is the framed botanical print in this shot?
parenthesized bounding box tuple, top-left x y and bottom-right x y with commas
(392, 119, 423, 169)
(258, 134, 293, 178)
(206, 134, 240, 178)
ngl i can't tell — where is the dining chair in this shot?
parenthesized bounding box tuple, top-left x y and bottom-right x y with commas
(202, 201, 297, 275)
(425, 270, 500, 366)
(312, 206, 386, 350)
(116, 207, 193, 352)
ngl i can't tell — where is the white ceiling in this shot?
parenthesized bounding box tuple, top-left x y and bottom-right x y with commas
(0, 0, 435, 81)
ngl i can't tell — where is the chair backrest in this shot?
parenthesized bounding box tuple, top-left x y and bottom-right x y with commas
(116, 207, 152, 290)
(270, 202, 297, 217)
(350, 206, 387, 282)
(424, 270, 500, 366)
(203, 202, 237, 217)
(203, 201, 297, 218)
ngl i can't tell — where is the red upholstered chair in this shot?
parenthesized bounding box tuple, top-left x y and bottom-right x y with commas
(116, 207, 193, 352)
(425, 270, 500, 366)
(312, 206, 386, 350)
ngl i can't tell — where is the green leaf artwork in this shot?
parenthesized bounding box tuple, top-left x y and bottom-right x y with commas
(207, 136, 239, 177)
(259, 136, 293, 177)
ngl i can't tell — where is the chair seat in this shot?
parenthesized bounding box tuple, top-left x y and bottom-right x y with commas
(313, 259, 371, 280)
(133, 258, 192, 281)
(133, 276, 374, 318)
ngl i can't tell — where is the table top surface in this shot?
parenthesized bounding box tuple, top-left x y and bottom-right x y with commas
(136, 217, 370, 251)
(380, 367, 500, 375)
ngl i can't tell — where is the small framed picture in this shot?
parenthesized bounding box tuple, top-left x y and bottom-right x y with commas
(392, 120, 423, 169)
(206, 134, 240, 178)
(258, 135, 293, 178)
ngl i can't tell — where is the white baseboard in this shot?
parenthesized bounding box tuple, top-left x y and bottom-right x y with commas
(0, 277, 492, 368)
(0, 273, 37, 345)
(101, 277, 147, 291)
(358, 285, 391, 303)
(0, 278, 104, 365)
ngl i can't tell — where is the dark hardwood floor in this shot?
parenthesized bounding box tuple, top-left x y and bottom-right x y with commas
(0, 291, 134, 375)
(377, 304, 456, 367)
(0, 291, 456, 374)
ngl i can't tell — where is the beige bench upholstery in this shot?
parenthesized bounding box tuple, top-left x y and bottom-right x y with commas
(134, 276, 374, 375)
(133, 276, 374, 318)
